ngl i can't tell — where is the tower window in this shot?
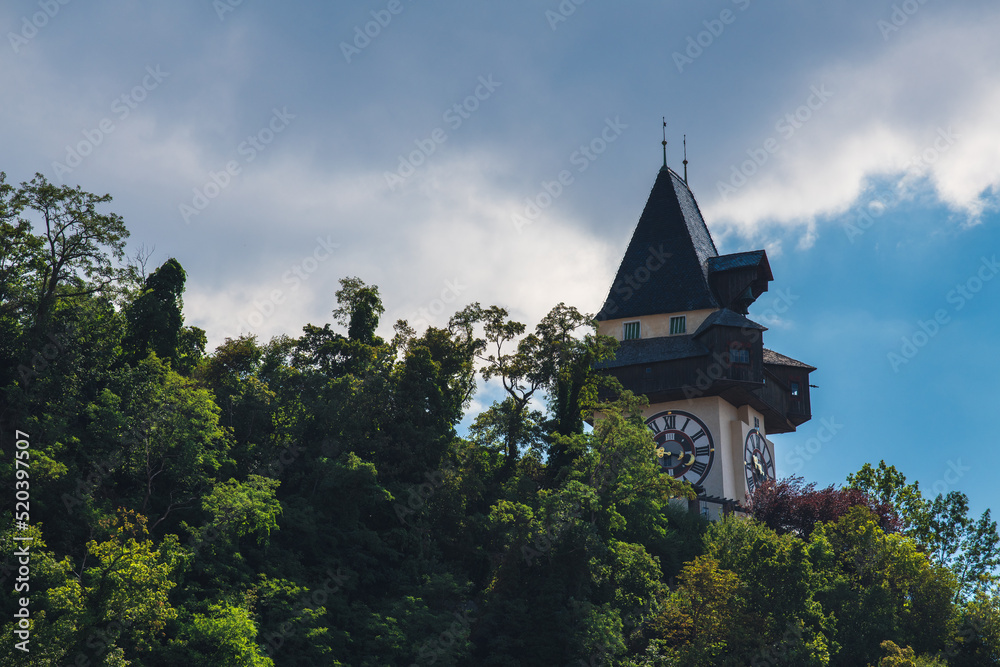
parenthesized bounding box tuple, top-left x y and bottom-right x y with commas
(669, 316, 686, 335)
(623, 321, 640, 340)
(729, 348, 750, 364)
(791, 382, 800, 397)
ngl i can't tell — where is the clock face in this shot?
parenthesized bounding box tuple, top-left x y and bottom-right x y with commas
(744, 428, 774, 495)
(646, 410, 715, 486)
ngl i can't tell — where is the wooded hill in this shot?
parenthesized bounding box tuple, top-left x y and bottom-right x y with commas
(1, 173, 999, 666)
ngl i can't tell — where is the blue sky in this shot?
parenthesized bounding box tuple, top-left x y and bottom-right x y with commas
(3, 0, 999, 516)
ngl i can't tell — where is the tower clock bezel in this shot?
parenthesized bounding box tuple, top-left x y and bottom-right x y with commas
(743, 427, 774, 495)
(645, 409, 716, 486)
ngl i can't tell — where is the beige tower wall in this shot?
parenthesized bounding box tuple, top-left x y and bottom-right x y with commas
(598, 308, 718, 340)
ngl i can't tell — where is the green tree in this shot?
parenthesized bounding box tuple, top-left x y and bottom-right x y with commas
(123, 257, 187, 364)
(812, 506, 957, 666)
(86, 356, 232, 534)
(648, 555, 749, 666)
(920, 492, 1000, 600)
(0, 172, 42, 328)
(455, 303, 618, 474)
(332, 276, 385, 345)
(476, 392, 692, 665)
(703, 517, 833, 665)
(200, 335, 283, 475)
(161, 603, 274, 666)
(951, 591, 1000, 666)
(198, 475, 282, 547)
(38, 510, 185, 661)
(461, 303, 541, 468)
(0, 524, 81, 666)
(13, 173, 128, 336)
(848, 461, 1000, 598)
(872, 640, 946, 667)
(846, 461, 924, 532)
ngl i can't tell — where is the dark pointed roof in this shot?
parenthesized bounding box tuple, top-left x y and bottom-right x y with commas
(596, 167, 718, 321)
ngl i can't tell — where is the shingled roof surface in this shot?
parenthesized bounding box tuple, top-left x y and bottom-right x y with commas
(594, 334, 709, 369)
(763, 348, 816, 370)
(707, 250, 769, 274)
(597, 167, 719, 321)
(692, 308, 767, 337)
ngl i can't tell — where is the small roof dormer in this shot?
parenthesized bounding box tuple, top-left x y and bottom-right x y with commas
(707, 250, 773, 315)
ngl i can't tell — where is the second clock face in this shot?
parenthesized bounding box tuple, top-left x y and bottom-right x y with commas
(646, 410, 715, 486)
(744, 428, 774, 495)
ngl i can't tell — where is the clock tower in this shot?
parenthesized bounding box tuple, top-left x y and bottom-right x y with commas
(595, 163, 815, 518)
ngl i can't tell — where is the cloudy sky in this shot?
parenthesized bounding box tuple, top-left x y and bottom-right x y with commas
(4, 0, 1000, 516)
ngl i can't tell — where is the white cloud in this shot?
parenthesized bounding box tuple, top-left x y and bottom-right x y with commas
(703, 9, 1000, 239)
(177, 152, 617, 350)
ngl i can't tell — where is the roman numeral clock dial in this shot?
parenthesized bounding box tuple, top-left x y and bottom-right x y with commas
(744, 428, 774, 494)
(646, 410, 715, 486)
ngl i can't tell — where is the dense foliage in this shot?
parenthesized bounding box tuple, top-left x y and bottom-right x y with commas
(2, 173, 1000, 665)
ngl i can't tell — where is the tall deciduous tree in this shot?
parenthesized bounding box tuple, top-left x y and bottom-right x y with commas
(332, 275, 385, 345)
(846, 461, 925, 533)
(848, 461, 1000, 599)
(811, 506, 957, 666)
(14, 173, 128, 335)
(0, 172, 42, 325)
(124, 257, 187, 364)
(453, 302, 618, 472)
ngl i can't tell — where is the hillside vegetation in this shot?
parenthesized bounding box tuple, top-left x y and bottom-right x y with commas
(2, 173, 999, 666)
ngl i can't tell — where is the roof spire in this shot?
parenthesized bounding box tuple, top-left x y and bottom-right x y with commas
(661, 117, 668, 169)
(683, 135, 689, 184)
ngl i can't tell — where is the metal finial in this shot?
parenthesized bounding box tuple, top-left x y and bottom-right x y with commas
(662, 117, 668, 168)
(683, 135, 689, 184)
